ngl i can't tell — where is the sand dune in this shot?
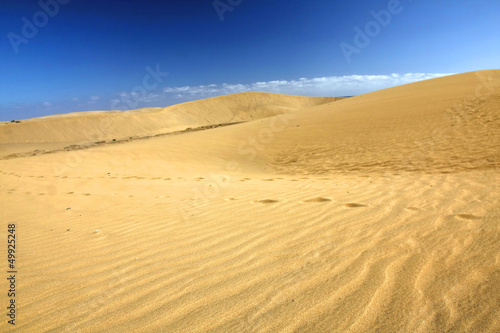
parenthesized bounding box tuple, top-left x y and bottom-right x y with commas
(0, 70, 499, 332)
(0, 92, 339, 144)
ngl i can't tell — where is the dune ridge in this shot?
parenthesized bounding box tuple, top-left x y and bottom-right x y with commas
(0, 92, 340, 144)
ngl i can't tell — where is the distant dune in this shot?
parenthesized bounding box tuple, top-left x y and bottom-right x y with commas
(0, 93, 340, 144)
(0, 70, 499, 332)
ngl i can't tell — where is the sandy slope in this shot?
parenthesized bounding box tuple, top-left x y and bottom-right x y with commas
(0, 92, 339, 144)
(0, 70, 499, 332)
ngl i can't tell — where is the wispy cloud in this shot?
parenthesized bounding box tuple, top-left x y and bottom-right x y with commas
(162, 73, 453, 99)
(87, 95, 101, 104)
(108, 72, 452, 111)
(2, 73, 454, 119)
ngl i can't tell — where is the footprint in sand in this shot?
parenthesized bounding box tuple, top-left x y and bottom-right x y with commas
(455, 214, 481, 220)
(256, 199, 279, 204)
(303, 197, 332, 203)
(225, 198, 237, 201)
(164, 178, 171, 180)
(262, 179, 275, 181)
(195, 177, 204, 181)
(342, 203, 367, 208)
(66, 192, 74, 195)
(83, 193, 91, 196)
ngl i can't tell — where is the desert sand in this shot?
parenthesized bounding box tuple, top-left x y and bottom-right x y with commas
(1, 70, 499, 332)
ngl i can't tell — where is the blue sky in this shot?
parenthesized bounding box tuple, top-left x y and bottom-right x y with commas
(1, 0, 499, 120)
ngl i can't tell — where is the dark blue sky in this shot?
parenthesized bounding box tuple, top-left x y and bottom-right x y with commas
(1, 0, 499, 120)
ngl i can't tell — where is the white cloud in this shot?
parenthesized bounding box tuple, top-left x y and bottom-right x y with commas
(72, 97, 79, 101)
(43, 101, 51, 107)
(90, 96, 100, 100)
(106, 72, 455, 111)
(162, 73, 453, 99)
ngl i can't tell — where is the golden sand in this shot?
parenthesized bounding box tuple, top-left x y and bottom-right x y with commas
(1, 70, 499, 332)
